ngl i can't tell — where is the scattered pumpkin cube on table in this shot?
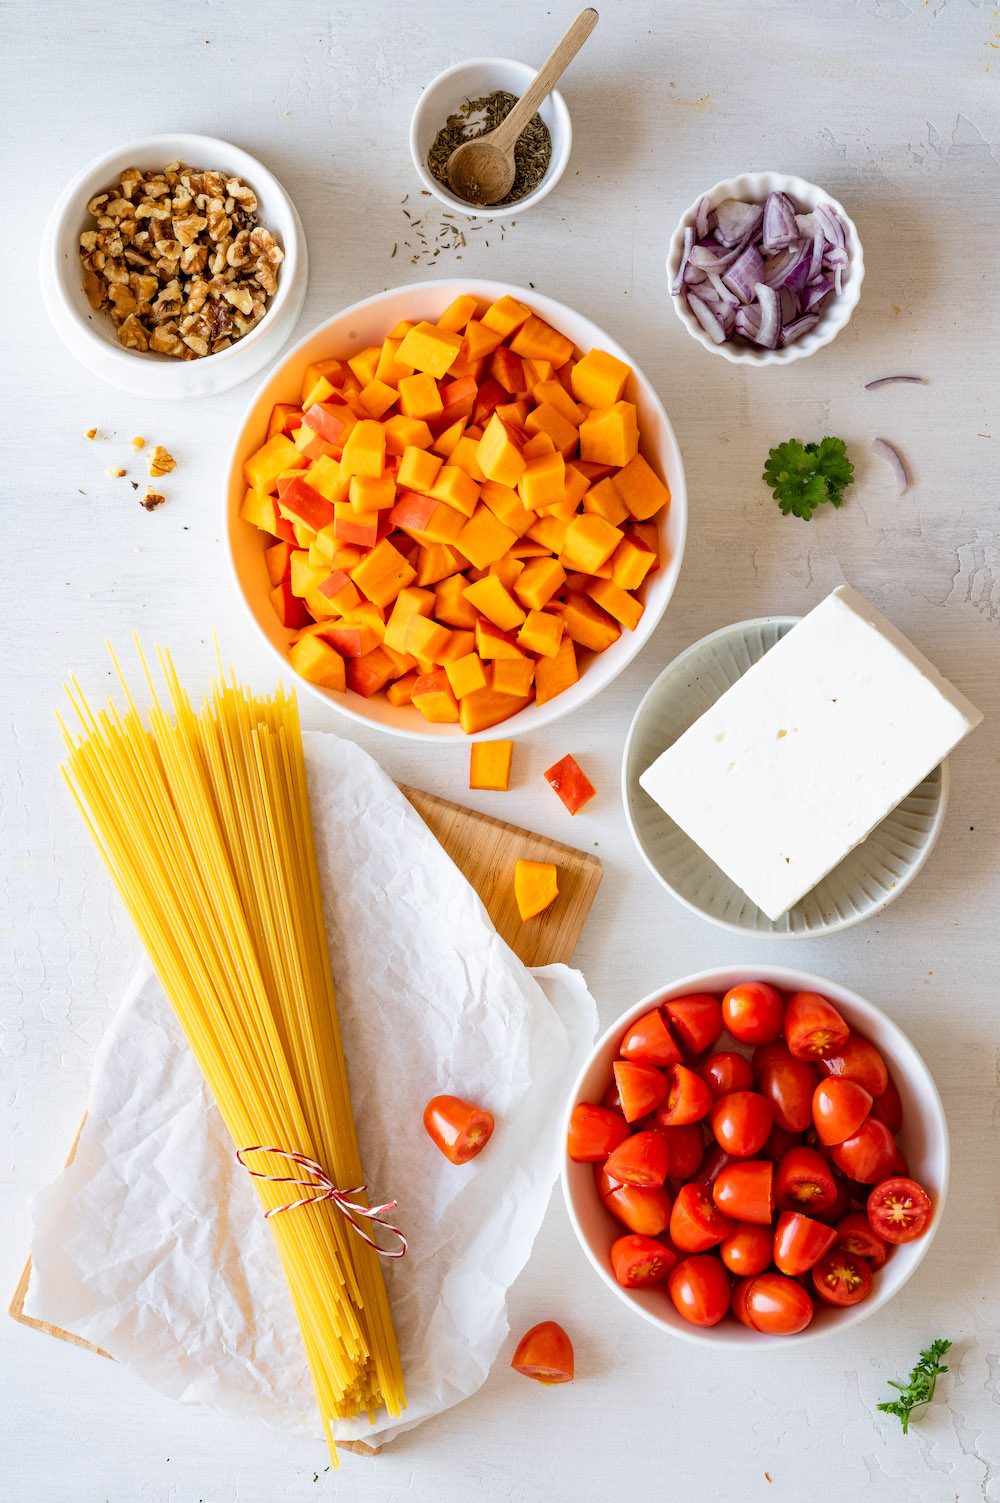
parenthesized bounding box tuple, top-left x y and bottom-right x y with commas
(514, 859, 560, 921)
(469, 740, 514, 792)
(543, 754, 596, 815)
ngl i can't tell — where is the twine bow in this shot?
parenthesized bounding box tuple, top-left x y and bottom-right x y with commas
(236, 1146, 407, 1258)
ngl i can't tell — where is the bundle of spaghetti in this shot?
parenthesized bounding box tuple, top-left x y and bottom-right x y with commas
(58, 639, 405, 1465)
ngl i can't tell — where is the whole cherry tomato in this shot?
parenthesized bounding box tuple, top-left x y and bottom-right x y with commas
(698, 1051, 755, 1099)
(710, 1091, 774, 1157)
(693, 1142, 739, 1187)
(663, 995, 724, 1056)
(830, 1118, 898, 1183)
(610, 1233, 677, 1289)
(604, 1129, 669, 1189)
(566, 1102, 629, 1162)
(619, 1007, 683, 1068)
(812, 1077, 873, 1146)
(834, 1211, 888, 1269)
(867, 1176, 933, 1243)
(772, 1210, 837, 1276)
(722, 981, 784, 1044)
(814, 1032, 889, 1097)
(774, 1145, 839, 1215)
(811, 1248, 873, 1307)
(720, 1221, 773, 1278)
(668, 1254, 731, 1327)
(870, 1074, 903, 1134)
(658, 1123, 704, 1180)
(784, 992, 850, 1060)
(510, 1321, 574, 1384)
(744, 1272, 815, 1335)
(596, 1165, 674, 1237)
(757, 1048, 818, 1133)
(670, 1181, 734, 1252)
(655, 1063, 714, 1127)
(423, 1094, 495, 1164)
(731, 1276, 757, 1327)
(751, 1038, 792, 1079)
(613, 1060, 667, 1122)
(712, 1160, 775, 1225)
(761, 1124, 803, 1162)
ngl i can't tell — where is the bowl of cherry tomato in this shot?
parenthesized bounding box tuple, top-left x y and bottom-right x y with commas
(561, 966, 948, 1346)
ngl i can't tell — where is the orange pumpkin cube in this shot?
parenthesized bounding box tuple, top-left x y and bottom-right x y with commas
(431, 416, 467, 459)
(414, 541, 468, 587)
(463, 319, 506, 361)
(477, 412, 527, 488)
(411, 668, 460, 723)
(611, 452, 671, 521)
(384, 413, 433, 454)
(289, 549, 327, 596)
(611, 533, 657, 590)
(301, 357, 345, 403)
(449, 434, 487, 482)
(349, 474, 395, 513)
(458, 687, 526, 734)
(386, 670, 420, 707)
(526, 514, 569, 554)
(490, 345, 529, 396)
(397, 445, 443, 493)
(436, 629, 477, 663)
(534, 635, 579, 706)
(525, 402, 579, 459)
(301, 374, 336, 410)
(349, 538, 416, 608)
(270, 579, 312, 630)
(333, 503, 378, 549)
(339, 419, 386, 479)
(434, 573, 480, 629)
(444, 652, 489, 700)
(384, 585, 435, 652)
(429, 464, 480, 517)
(240, 487, 280, 533)
(561, 514, 623, 574)
(316, 568, 362, 615)
(510, 314, 574, 367)
(243, 433, 306, 494)
(305, 454, 350, 505)
(522, 430, 557, 460)
(517, 609, 565, 658)
(437, 293, 479, 333)
(480, 479, 536, 536)
(488, 553, 525, 592)
(570, 348, 631, 408)
(396, 320, 463, 378)
(323, 615, 382, 659)
(398, 372, 443, 421)
(347, 344, 381, 387)
(492, 656, 535, 697)
(532, 378, 585, 427)
(518, 451, 566, 510)
(560, 593, 622, 653)
(375, 336, 415, 387)
(514, 859, 559, 920)
(462, 575, 526, 633)
(264, 539, 293, 586)
(514, 557, 567, 611)
(288, 635, 346, 692)
(457, 504, 519, 570)
(476, 618, 525, 661)
(393, 492, 466, 546)
(403, 612, 452, 662)
(481, 294, 532, 338)
(358, 379, 398, 419)
(469, 740, 513, 791)
(579, 401, 639, 468)
(346, 645, 398, 698)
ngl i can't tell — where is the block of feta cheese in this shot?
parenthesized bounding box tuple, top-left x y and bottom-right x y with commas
(639, 586, 982, 920)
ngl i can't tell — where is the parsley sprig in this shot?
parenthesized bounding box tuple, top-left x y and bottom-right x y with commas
(763, 437, 855, 520)
(877, 1339, 952, 1434)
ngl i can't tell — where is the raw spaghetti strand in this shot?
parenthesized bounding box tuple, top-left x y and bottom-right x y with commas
(59, 640, 405, 1464)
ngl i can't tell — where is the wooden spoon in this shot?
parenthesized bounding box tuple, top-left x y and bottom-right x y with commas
(446, 9, 599, 207)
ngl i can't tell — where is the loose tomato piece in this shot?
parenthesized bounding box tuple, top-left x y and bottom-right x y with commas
(510, 1320, 574, 1384)
(744, 1272, 814, 1335)
(784, 991, 850, 1060)
(658, 1123, 704, 1180)
(698, 1050, 755, 1099)
(811, 1248, 873, 1306)
(610, 1233, 677, 1289)
(870, 1074, 902, 1134)
(720, 1221, 773, 1277)
(814, 1032, 889, 1097)
(774, 1145, 839, 1214)
(668, 1254, 731, 1327)
(604, 1128, 670, 1188)
(619, 1006, 683, 1068)
(772, 1210, 837, 1276)
(663, 994, 724, 1056)
(812, 1076, 872, 1145)
(670, 1180, 735, 1252)
(423, 1094, 495, 1164)
(834, 1211, 888, 1269)
(567, 1102, 630, 1162)
(596, 1166, 674, 1237)
(655, 1062, 713, 1126)
(731, 1276, 757, 1327)
(830, 1118, 898, 1184)
(712, 1159, 775, 1225)
(867, 1176, 933, 1243)
(542, 754, 595, 815)
(710, 1090, 773, 1157)
(756, 1048, 818, 1134)
(613, 1060, 667, 1122)
(721, 981, 784, 1044)
(761, 1124, 802, 1162)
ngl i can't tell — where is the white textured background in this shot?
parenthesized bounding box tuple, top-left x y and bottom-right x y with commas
(3, 1, 999, 1499)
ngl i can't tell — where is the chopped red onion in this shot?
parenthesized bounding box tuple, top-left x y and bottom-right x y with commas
(804, 274, 833, 311)
(734, 305, 762, 340)
(815, 202, 846, 250)
(864, 375, 928, 390)
(807, 232, 825, 283)
(671, 225, 695, 294)
(690, 237, 741, 271)
(722, 242, 765, 304)
(872, 437, 910, 493)
(714, 198, 764, 248)
(754, 283, 781, 349)
(780, 313, 820, 345)
(762, 191, 798, 250)
(694, 195, 713, 238)
(708, 269, 741, 306)
(687, 292, 728, 344)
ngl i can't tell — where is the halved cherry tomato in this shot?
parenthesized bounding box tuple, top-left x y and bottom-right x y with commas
(658, 1123, 704, 1180)
(693, 1142, 738, 1186)
(744, 1272, 814, 1335)
(610, 1233, 677, 1288)
(712, 1160, 775, 1225)
(567, 1102, 629, 1162)
(757, 1049, 818, 1133)
(698, 1051, 754, 1099)
(720, 1221, 773, 1277)
(761, 1124, 802, 1162)
(774, 1145, 839, 1214)
(655, 1063, 713, 1126)
(510, 1320, 574, 1384)
(423, 1094, 495, 1164)
(772, 1210, 837, 1276)
(811, 1248, 873, 1306)
(830, 1117, 897, 1183)
(596, 1166, 673, 1237)
(812, 1077, 873, 1146)
(722, 981, 784, 1044)
(803, 1124, 835, 1162)
(870, 1074, 902, 1134)
(604, 1128, 669, 1188)
(613, 1060, 667, 1122)
(812, 1170, 851, 1226)
(663, 994, 724, 1056)
(834, 1211, 887, 1269)
(814, 1032, 889, 1097)
(600, 1079, 624, 1114)
(619, 1007, 683, 1068)
(731, 1276, 757, 1327)
(710, 1091, 773, 1157)
(784, 992, 850, 1060)
(669, 1181, 734, 1252)
(668, 1254, 731, 1327)
(867, 1176, 933, 1243)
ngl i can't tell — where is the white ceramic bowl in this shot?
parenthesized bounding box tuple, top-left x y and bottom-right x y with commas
(622, 617, 947, 936)
(665, 171, 865, 366)
(40, 132, 307, 399)
(562, 965, 949, 1348)
(410, 57, 572, 216)
(226, 278, 687, 741)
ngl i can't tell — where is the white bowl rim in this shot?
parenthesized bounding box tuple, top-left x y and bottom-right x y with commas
(621, 614, 949, 936)
(665, 170, 865, 366)
(409, 56, 572, 217)
(224, 276, 688, 741)
(560, 963, 950, 1350)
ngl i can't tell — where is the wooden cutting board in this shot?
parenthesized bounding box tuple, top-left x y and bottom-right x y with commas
(8, 784, 602, 1456)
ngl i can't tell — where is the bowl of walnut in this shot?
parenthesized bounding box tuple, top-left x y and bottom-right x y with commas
(40, 132, 307, 399)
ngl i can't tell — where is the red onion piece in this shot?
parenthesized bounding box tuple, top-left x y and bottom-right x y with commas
(714, 198, 764, 247)
(780, 313, 820, 345)
(671, 226, 695, 294)
(722, 242, 765, 304)
(694, 195, 712, 239)
(762, 191, 798, 250)
(872, 437, 910, 494)
(864, 375, 927, 390)
(754, 283, 781, 349)
(690, 237, 741, 271)
(804, 274, 834, 312)
(687, 292, 728, 344)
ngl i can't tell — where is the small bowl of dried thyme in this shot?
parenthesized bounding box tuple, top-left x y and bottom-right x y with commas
(410, 57, 572, 215)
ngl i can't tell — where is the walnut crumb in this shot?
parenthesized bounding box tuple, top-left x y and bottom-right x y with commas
(130, 435, 146, 449)
(84, 428, 98, 440)
(140, 490, 166, 511)
(148, 444, 176, 477)
(107, 467, 127, 478)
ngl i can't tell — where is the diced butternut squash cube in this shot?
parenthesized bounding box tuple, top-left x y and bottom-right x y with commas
(495, 398, 530, 429)
(583, 475, 629, 525)
(346, 645, 398, 698)
(517, 609, 565, 658)
(398, 371, 443, 421)
(431, 416, 467, 459)
(358, 379, 398, 419)
(538, 495, 579, 522)
(289, 635, 346, 692)
(437, 629, 476, 663)
(434, 574, 480, 628)
(611, 452, 671, 521)
(490, 346, 528, 396)
(532, 378, 585, 427)
(290, 549, 327, 599)
(437, 293, 478, 333)
(240, 486, 280, 533)
(292, 423, 336, 461)
(439, 374, 479, 427)
(414, 541, 468, 587)
(544, 752, 597, 814)
(302, 401, 354, 447)
(243, 433, 306, 493)
(333, 503, 378, 549)
(349, 474, 395, 512)
(403, 612, 452, 661)
(457, 504, 519, 570)
(610, 533, 656, 590)
(462, 575, 526, 632)
(449, 434, 487, 482)
(518, 451, 566, 509)
(384, 413, 432, 454)
(525, 402, 579, 459)
(301, 357, 345, 406)
(476, 618, 525, 660)
(514, 557, 567, 611)
(535, 635, 579, 706)
(375, 336, 415, 387)
(458, 687, 526, 734)
(429, 465, 480, 517)
(386, 670, 420, 707)
(522, 431, 557, 461)
(384, 586, 435, 652)
(306, 453, 350, 505)
(464, 319, 506, 361)
(397, 445, 443, 493)
(469, 740, 513, 791)
(514, 859, 559, 919)
(381, 642, 418, 676)
(339, 419, 386, 479)
(390, 318, 416, 338)
(477, 412, 526, 488)
(396, 320, 463, 378)
(561, 514, 622, 574)
(480, 479, 536, 536)
(349, 538, 416, 608)
(585, 578, 645, 630)
(445, 652, 489, 700)
(488, 553, 524, 592)
(526, 514, 569, 553)
(324, 613, 383, 659)
(509, 538, 550, 559)
(510, 314, 574, 367)
(560, 593, 622, 653)
(571, 348, 631, 408)
(270, 579, 312, 630)
(481, 294, 532, 337)
(492, 656, 535, 697)
(316, 568, 362, 615)
(471, 377, 506, 427)
(347, 344, 381, 387)
(411, 668, 460, 723)
(265, 539, 293, 586)
(579, 401, 639, 468)
(392, 491, 466, 545)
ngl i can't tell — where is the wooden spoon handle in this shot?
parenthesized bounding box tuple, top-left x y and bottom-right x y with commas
(490, 8, 598, 155)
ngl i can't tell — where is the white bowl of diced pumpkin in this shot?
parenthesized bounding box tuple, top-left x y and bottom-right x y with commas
(226, 279, 687, 740)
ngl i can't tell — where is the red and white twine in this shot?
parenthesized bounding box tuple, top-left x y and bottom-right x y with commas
(236, 1146, 407, 1258)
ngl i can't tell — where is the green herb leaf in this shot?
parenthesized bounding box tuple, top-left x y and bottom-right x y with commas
(763, 436, 855, 520)
(877, 1339, 951, 1434)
